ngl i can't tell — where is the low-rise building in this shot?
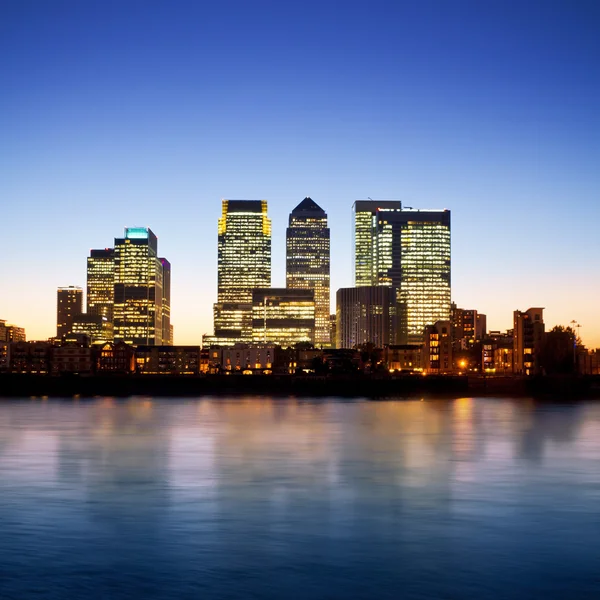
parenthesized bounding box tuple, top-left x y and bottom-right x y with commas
(135, 345, 200, 375)
(384, 345, 422, 372)
(8, 341, 52, 374)
(95, 342, 136, 374)
(51, 344, 93, 375)
(422, 321, 452, 374)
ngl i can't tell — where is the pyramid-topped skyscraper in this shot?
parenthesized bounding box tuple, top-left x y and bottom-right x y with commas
(286, 197, 330, 345)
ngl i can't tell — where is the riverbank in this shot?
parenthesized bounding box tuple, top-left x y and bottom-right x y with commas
(1, 373, 599, 399)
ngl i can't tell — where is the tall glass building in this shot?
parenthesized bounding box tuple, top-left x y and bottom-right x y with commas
(159, 258, 172, 345)
(353, 200, 402, 286)
(87, 248, 115, 321)
(56, 286, 83, 338)
(113, 227, 165, 345)
(286, 197, 330, 345)
(375, 209, 451, 344)
(251, 288, 315, 347)
(208, 200, 271, 345)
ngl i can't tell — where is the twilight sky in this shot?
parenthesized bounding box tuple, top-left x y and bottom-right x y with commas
(1, 0, 599, 346)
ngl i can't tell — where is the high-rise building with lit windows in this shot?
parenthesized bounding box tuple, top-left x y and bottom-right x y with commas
(286, 197, 330, 345)
(113, 227, 165, 345)
(252, 288, 315, 347)
(375, 208, 451, 344)
(353, 201, 402, 286)
(206, 200, 271, 346)
(336, 286, 397, 349)
(87, 249, 114, 321)
(159, 258, 171, 345)
(57, 286, 83, 338)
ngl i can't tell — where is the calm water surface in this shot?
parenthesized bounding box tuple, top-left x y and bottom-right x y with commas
(1, 397, 599, 599)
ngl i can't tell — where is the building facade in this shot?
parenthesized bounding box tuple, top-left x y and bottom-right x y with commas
(353, 200, 402, 286)
(451, 304, 487, 350)
(286, 197, 330, 345)
(72, 314, 114, 344)
(513, 307, 545, 375)
(113, 227, 165, 345)
(159, 258, 172, 345)
(375, 208, 451, 344)
(422, 320, 453, 374)
(87, 248, 115, 321)
(208, 200, 271, 346)
(57, 286, 83, 338)
(251, 288, 315, 347)
(336, 286, 397, 349)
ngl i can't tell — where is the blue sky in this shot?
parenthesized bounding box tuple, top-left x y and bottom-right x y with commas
(1, 0, 599, 345)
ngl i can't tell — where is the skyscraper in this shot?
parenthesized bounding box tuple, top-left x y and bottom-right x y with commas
(57, 286, 83, 338)
(375, 208, 451, 344)
(113, 227, 165, 345)
(353, 200, 402, 286)
(159, 258, 172, 345)
(87, 248, 115, 321)
(207, 200, 271, 346)
(286, 197, 330, 345)
(336, 286, 398, 349)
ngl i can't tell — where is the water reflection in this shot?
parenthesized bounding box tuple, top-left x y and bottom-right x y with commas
(0, 397, 599, 599)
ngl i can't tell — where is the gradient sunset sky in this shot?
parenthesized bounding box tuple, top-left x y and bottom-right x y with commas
(1, 1, 599, 346)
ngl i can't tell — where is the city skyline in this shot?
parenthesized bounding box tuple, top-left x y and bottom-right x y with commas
(1, 2, 598, 346)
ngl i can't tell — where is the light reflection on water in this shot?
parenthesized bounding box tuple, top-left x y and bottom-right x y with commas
(1, 397, 599, 599)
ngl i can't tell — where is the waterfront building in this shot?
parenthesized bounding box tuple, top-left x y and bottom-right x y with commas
(384, 345, 422, 372)
(87, 249, 115, 321)
(8, 341, 52, 374)
(422, 320, 453, 374)
(216, 343, 278, 374)
(95, 341, 136, 374)
(71, 314, 114, 344)
(135, 345, 200, 375)
(451, 304, 487, 349)
(113, 227, 165, 346)
(513, 308, 545, 375)
(51, 344, 93, 375)
(251, 288, 315, 347)
(57, 286, 83, 338)
(207, 200, 271, 346)
(336, 286, 397, 349)
(286, 197, 330, 346)
(353, 200, 402, 286)
(482, 330, 514, 373)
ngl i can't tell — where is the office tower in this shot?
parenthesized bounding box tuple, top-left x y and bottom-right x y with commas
(375, 208, 451, 344)
(113, 227, 165, 346)
(251, 288, 315, 347)
(57, 286, 83, 338)
(513, 307, 545, 375)
(159, 258, 171, 346)
(87, 249, 115, 321)
(71, 314, 114, 344)
(207, 200, 271, 346)
(353, 200, 402, 286)
(336, 286, 397, 349)
(286, 197, 330, 346)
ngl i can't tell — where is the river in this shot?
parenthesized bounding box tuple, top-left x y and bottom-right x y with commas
(1, 397, 599, 599)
